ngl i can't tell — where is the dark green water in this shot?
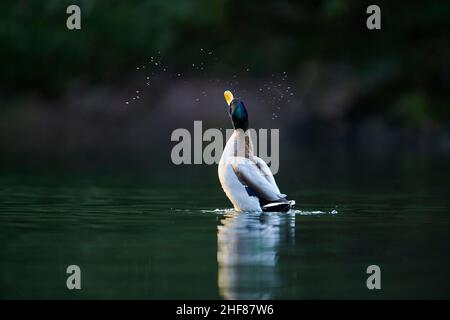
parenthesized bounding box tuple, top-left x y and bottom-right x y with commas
(1, 154, 450, 299)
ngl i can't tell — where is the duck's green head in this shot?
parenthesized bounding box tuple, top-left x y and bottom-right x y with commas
(224, 90, 249, 131)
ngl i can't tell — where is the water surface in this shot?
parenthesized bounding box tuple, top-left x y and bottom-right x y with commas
(1, 154, 449, 299)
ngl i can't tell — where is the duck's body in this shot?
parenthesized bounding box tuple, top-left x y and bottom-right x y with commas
(218, 91, 295, 212)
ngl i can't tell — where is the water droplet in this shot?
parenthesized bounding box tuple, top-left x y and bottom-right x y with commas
(146, 76, 150, 80)
(136, 91, 140, 93)
(125, 101, 129, 105)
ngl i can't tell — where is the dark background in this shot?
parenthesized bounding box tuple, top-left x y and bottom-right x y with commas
(1, 0, 449, 168)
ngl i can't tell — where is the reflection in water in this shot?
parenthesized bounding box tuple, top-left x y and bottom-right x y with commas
(217, 212, 296, 299)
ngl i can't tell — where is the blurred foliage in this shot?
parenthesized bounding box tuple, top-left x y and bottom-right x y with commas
(0, 0, 449, 124)
(394, 92, 431, 127)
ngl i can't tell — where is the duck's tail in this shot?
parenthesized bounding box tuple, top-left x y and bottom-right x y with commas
(261, 199, 295, 212)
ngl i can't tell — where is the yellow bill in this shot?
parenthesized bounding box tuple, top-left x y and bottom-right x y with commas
(224, 90, 234, 106)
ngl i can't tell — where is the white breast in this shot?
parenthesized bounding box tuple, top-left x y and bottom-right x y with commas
(218, 131, 261, 211)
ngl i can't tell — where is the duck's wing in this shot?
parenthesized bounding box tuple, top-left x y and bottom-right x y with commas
(231, 158, 285, 202)
(252, 156, 281, 194)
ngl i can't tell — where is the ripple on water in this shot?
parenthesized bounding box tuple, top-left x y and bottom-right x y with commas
(200, 208, 338, 215)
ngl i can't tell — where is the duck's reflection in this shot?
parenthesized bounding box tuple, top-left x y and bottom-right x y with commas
(217, 212, 296, 299)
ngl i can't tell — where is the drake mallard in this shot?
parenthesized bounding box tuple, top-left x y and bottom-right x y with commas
(218, 90, 295, 212)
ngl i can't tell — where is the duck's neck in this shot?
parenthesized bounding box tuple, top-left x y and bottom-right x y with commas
(230, 129, 254, 158)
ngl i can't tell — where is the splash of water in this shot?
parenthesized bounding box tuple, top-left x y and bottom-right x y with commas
(123, 47, 296, 117)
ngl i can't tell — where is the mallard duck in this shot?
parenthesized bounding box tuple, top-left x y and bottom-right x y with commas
(218, 90, 295, 212)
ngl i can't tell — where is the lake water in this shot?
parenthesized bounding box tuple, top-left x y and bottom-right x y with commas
(1, 153, 449, 299)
